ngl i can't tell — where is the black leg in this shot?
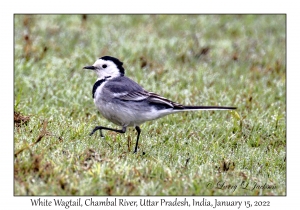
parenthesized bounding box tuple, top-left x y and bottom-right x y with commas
(90, 126, 126, 137)
(133, 126, 141, 154)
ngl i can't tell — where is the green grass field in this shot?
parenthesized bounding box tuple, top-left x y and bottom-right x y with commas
(14, 15, 286, 195)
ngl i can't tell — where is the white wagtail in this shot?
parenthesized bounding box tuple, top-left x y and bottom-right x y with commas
(83, 56, 236, 153)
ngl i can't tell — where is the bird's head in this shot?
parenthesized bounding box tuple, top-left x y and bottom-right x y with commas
(83, 56, 125, 79)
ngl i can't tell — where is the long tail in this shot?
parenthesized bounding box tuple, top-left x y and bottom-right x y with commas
(177, 105, 236, 111)
(148, 93, 236, 111)
(184, 105, 237, 110)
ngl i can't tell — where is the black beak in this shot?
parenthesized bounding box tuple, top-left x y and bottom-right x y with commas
(83, 66, 96, 70)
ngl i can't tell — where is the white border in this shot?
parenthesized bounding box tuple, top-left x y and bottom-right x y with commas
(3, 0, 298, 209)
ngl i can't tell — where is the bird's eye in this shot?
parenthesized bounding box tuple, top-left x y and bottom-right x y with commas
(102, 64, 107, 68)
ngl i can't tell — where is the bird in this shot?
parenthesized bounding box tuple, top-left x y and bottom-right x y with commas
(83, 56, 236, 153)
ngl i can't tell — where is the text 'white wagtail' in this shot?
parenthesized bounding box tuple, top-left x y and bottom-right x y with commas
(83, 56, 236, 153)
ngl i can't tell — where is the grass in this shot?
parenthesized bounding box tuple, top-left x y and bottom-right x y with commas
(14, 14, 286, 195)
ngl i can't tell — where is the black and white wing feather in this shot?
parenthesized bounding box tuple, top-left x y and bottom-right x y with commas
(102, 76, 236, 111)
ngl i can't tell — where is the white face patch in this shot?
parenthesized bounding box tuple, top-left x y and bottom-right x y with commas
(93, 59, 122, 79)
